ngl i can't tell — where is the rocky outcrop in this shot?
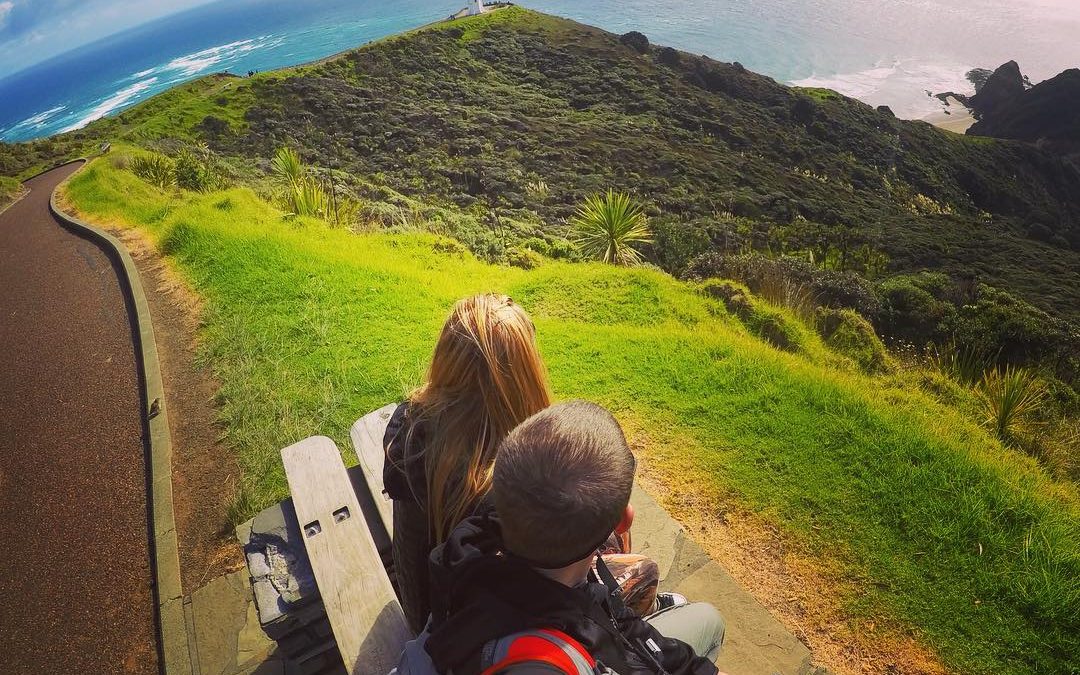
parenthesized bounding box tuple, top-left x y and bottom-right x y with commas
(968, 63, 1080, 154)
(969, 60, 1026, 119)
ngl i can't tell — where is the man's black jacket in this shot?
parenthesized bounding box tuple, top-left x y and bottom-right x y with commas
(424, 510, 718, 675)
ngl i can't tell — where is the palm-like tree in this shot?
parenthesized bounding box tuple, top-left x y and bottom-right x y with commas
(271, 147, 304, 185)
(272, 147, 330, 219)
(571, 190, 653, 265)
(979, 365, 1047, 443)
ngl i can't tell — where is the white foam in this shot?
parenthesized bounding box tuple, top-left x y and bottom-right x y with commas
(122, 35, 282, 86)
(1, 105, 69, 139)
(9, 105, 68, 131)
(61, 78, 157, 132)
(790, 57, 976, 119)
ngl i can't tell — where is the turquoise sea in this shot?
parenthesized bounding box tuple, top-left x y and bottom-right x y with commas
(1, 0, 1078, 143)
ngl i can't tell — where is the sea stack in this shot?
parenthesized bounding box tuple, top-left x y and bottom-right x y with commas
(969, 60, 1025, 119)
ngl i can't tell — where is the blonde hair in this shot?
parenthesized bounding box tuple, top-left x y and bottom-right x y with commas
(407, 294, 552, 543)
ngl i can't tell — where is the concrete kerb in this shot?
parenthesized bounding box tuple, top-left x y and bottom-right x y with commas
(49, 159, 194, 675)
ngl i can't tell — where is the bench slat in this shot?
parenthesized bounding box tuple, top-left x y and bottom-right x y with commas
(282, 436, 411, 675)
(349, 403, 398, 539)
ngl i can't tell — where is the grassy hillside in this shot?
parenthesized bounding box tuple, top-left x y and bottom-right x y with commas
(4, 7, 1080, 324)
(0, 175, 23, 210)
(66, 151, 1080, 675)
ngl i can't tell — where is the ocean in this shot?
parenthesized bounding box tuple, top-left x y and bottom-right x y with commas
(1, 0, 1078, 143)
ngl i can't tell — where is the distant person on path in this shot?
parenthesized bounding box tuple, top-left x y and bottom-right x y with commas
(418, 401, 725, 675)
(383, 295, 670, 632)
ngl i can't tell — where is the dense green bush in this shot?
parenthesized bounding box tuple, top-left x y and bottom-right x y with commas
(173, 145, 225, 192)
(948, 286, 1080, 383)
(878, 274, 1079, 386)
(686, 252, 881, 318)
(520, 236, 577, 260)
(876, 272, 956, 345)
(619, 31, 650, 54)
(505, 246, 545, 270)
(816, 307, 891, 374)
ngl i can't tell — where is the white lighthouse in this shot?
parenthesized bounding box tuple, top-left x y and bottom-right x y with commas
(466, 0, 486, 15)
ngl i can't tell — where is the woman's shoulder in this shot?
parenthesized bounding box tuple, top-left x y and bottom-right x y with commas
(383, 401, 427, 503)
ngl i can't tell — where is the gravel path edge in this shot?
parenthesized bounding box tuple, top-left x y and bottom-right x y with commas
(50, 159, 194, 675)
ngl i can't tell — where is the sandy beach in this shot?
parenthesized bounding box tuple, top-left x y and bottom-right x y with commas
(923, 95, 976, 133)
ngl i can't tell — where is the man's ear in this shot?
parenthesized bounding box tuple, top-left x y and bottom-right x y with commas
(614, 503, 635, 535)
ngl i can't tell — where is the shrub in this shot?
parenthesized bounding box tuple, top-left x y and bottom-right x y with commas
(571, 190, 653, 266)
(270, 147, 355, 223)
(686, 252, 881, 318)
(619, 31, 650, 54)
(948, 286, 1080, 384)
(702, 279, 753, 318)
(286, 176, 331, 219)
(651, 216, 713, 275)
(656, 46, 681, 67)
(702, 279, 806, 352)
(505, 246, 545, 270)
(361, 201, 410, 229)
(876, 273, 956, 345)
(173, 145, 224, 192)
(979, 365, 1048, 444)
(816, 307, 891, 374)
(129, 154, 176, 190)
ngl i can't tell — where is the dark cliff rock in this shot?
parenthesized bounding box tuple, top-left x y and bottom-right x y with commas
(968, 65, 1080, 154)
(969, 60, 1026, 119)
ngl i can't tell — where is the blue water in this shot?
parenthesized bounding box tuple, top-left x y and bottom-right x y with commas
(2, 0, 1078, 143)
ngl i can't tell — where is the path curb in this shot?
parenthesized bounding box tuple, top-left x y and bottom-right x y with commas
(49, 159, 193, 675)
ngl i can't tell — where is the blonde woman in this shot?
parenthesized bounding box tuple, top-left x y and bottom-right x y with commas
(384, 294, 674, 632)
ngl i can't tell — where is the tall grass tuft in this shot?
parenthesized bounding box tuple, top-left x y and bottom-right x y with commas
(271, 147, 357, 224)
(756, 273, 816, 321)
(130, 154, 176, 190)
(571, 189, 652, 265)
(978, 365, 1048, 443)
(930, 341, 994, 386)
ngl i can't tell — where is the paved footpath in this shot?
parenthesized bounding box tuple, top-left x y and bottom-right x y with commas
(0, 164, 158, 674)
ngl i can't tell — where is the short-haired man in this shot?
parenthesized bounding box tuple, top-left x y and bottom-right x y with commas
(421, 400, 725, 675)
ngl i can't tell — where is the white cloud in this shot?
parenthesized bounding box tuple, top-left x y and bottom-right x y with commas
(0, 2, 15, 28)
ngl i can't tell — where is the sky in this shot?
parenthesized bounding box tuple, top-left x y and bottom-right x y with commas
(0, 0, 216, 78)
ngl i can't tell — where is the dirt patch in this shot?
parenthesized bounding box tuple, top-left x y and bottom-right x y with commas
(624, 422, 949, 675)
(60, 191, 245, 592)
(117, 226, 246, 591)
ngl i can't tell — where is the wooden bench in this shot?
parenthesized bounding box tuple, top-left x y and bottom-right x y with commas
(349, 403, 398, 542)
(281, 432, 411, 675)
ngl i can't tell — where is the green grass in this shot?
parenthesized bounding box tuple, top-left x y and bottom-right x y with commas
(66, 155, 1080, 674)
(793, 86, 844, 102)
(0, 175, 22, 208)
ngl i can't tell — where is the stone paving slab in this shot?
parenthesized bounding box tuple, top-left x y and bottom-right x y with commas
(632, 487, 812, 675)
(186, 571, 285, 675)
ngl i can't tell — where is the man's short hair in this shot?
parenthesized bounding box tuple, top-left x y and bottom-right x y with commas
(492, 400, 636, 568)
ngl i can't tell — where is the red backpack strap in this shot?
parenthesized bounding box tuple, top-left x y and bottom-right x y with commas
(480, 629, 597, 675)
